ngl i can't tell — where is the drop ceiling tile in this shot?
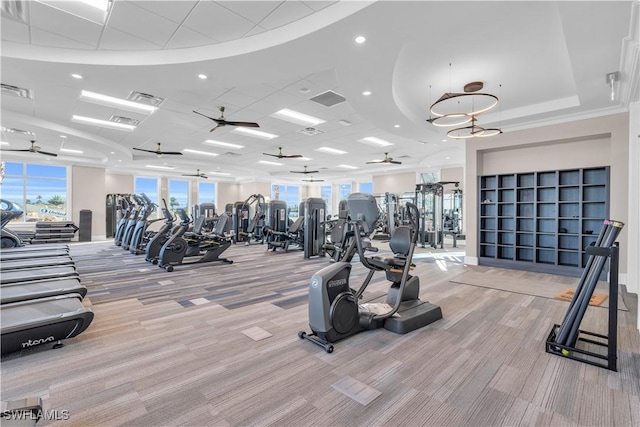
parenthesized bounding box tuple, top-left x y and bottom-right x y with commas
(29, 1, 103, 47)
(31, 27, 95, 49)
(100, 26, 163, 51)
(243, 25, 267, 38)
(127, 0, 198, 24)
(0, 16, 30, 43)
(259, 1, 314, 30)
(164, 25, 218, 49)
(182, 1, 254, 43)
(215, 90, 260, 110)
(217, 1, 282, 25)
(107, 1, 181, 47)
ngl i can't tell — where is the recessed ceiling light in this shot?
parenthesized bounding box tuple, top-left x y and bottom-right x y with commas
(271, 108, 325, 126)
(60, 135, 67, 138)
(232, 127, 278, 140)
(362, 91, 372, 96)
(299, 87, 310, 93)
(316, 146, 347, 155)
(0, 141, 9, 145)
(71, 73, 83, 79)
(80, 90, 157, 114)
(198, 74, 207, 80)
(338, 164, 359, 169)
(183, 149, 219, 157)
(71, 115, 136, 131)
(203, 139, 244, 149)
(354, 35, 366, 44)
(110, 151, 115, 154)
(145, 165, 175, 170)
(445, 156, 451, 159)
(60, 148, 83, 154)
(257, 160, 283, 166)
(441, 139, 448, 142)
(394, 124, 400, 128)
(358, 136, 393, 147)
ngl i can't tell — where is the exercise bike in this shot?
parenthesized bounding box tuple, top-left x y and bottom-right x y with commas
(299, 193, 442, 353)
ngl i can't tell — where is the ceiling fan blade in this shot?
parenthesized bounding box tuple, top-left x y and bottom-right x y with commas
(193, 110, 218, 122)
(263, 152, 281, 158)
(160, 151, 183, 155)
(132, 147, 156, 153)
(222, 121, 259, 128)
(281, 154, 304, 158)
(366, 160, 383, 164)
(37, 150, 58, 157)
(1, 149, 32, 152)
(389, 160, 402, 164)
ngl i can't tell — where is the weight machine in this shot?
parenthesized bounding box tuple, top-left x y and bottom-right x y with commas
(415, 181, 462, 248)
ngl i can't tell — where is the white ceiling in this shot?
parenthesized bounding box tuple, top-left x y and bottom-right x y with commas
(1, 0, 638, 184)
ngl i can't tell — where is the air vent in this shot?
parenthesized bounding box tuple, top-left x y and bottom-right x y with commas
(1, 1, 28, 24)
(127, 91, 165, 107)
(309, 90, 346, 108)
(109, 116, 141, 126)
(1, 83, 33, 99)
(221, 151, 242, 157)
(297, 127, 323, 136)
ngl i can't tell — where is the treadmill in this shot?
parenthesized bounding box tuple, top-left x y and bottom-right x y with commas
(1, 278, 87, 304)
(0, 257, 75, 271)
(1, 293, 94, 355)
(0, 265, 79, 285)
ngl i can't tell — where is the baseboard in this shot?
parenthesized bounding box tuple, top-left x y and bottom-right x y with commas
(464, 256, 479, 266)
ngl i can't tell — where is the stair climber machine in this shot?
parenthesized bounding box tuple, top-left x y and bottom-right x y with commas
(113, 194, 132, 246)
(299, 193, 443, 353)
(122, 194, 147, 251)
(129, 193, 160, 254)
(157, 208, 233, 272)
(116, 194, 141, 247)
(144, 200, 175, 264)
(1, 199, 25, 248)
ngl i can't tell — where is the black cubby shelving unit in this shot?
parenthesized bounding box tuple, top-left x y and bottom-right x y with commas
(478, 167, 609, 276)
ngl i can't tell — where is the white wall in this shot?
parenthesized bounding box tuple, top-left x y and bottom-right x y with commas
(72, 166, 106, 240)
(105, 173, 133, 194)
(627, 102, 639, 331)
(218, 182, 240, 211)
(373, 172, 416, 194)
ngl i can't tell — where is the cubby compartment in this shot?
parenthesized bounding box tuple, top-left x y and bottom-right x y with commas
(480, 203, 497, 217)
(583, 185, 605, 202)
(537, 203, 557, 218)
(558, 251, 579, 267)
(517, 218, 534, 232)
(481, 189, 497, 203)
(559, 169, 580, 186)
(517, 173, 535, 188)
(583, 202, 605, 219)
(536, 249, 556, 264)
(498, 232, 515, 245)
(518, 188, 535, 202)
(559, 203, 579, 218)
(497, 246, 514, 260)
(498, 218, 515, 231)
(536, 234, 556, 249)
(537, 171, 557, 187)
(537, 219, 556, 233)
(516, 248, 534, 262)
(559, 186, 579, 201)
(498, 203, 515, 217)
(499, 189, 515, 203)
(481, 218, 497, 230)
(537, 187, 557, 202)
(558, 235, 578, 250)
(480, 231, 496, 244)
(558, 218, 579, 234)
(516, 232, 534, 247)
(583, 168, 606, 185)
(480, 244, 496, 258)
(499, 174, 516, 188)
(582, 219, 604, 236)
(517, 203, 534, 217)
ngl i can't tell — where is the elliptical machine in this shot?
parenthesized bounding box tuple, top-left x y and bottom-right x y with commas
(299, 193, 443, 353)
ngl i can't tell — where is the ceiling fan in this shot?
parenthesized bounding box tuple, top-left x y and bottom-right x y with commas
(133, 142, 182, 156)
(264, 146, 303, 159)
(366, 152, 402, 165)
(303, 177, 324, 182)
(290, 165, 319, 174)
(1, 140, 57, 157)
(193, 106, 260, 132)
(182, 169, 208, 179)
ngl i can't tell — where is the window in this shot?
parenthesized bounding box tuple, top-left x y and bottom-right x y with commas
(198, 182, 216, 206)
(1, 162, 68, 222)
(272, 184, 300, 219)
(338, 183, 352, 203)
(321, 185, 332, 217)
(134, 177, 159, 216)
(359, 182, 373, 194)
(168, 179, 189, 214)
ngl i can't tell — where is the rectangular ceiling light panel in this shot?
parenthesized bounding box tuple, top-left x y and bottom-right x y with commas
(145, 164, 175, 170)
(36, 0, 111, 24)
(204, 139, 244, 149)
(231, 127, 278, 140)
(315, 146, 347, 155)
(72, 115, 136, 131)
(338, 164, 358, 169)
(358, 136, 393, 147)
(183, 149, 219, 157)
(271, 109, 325, 126)
(60, 148, 83, 154)
(257, 160, 283, 166)
(80, 90, 157, 114)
